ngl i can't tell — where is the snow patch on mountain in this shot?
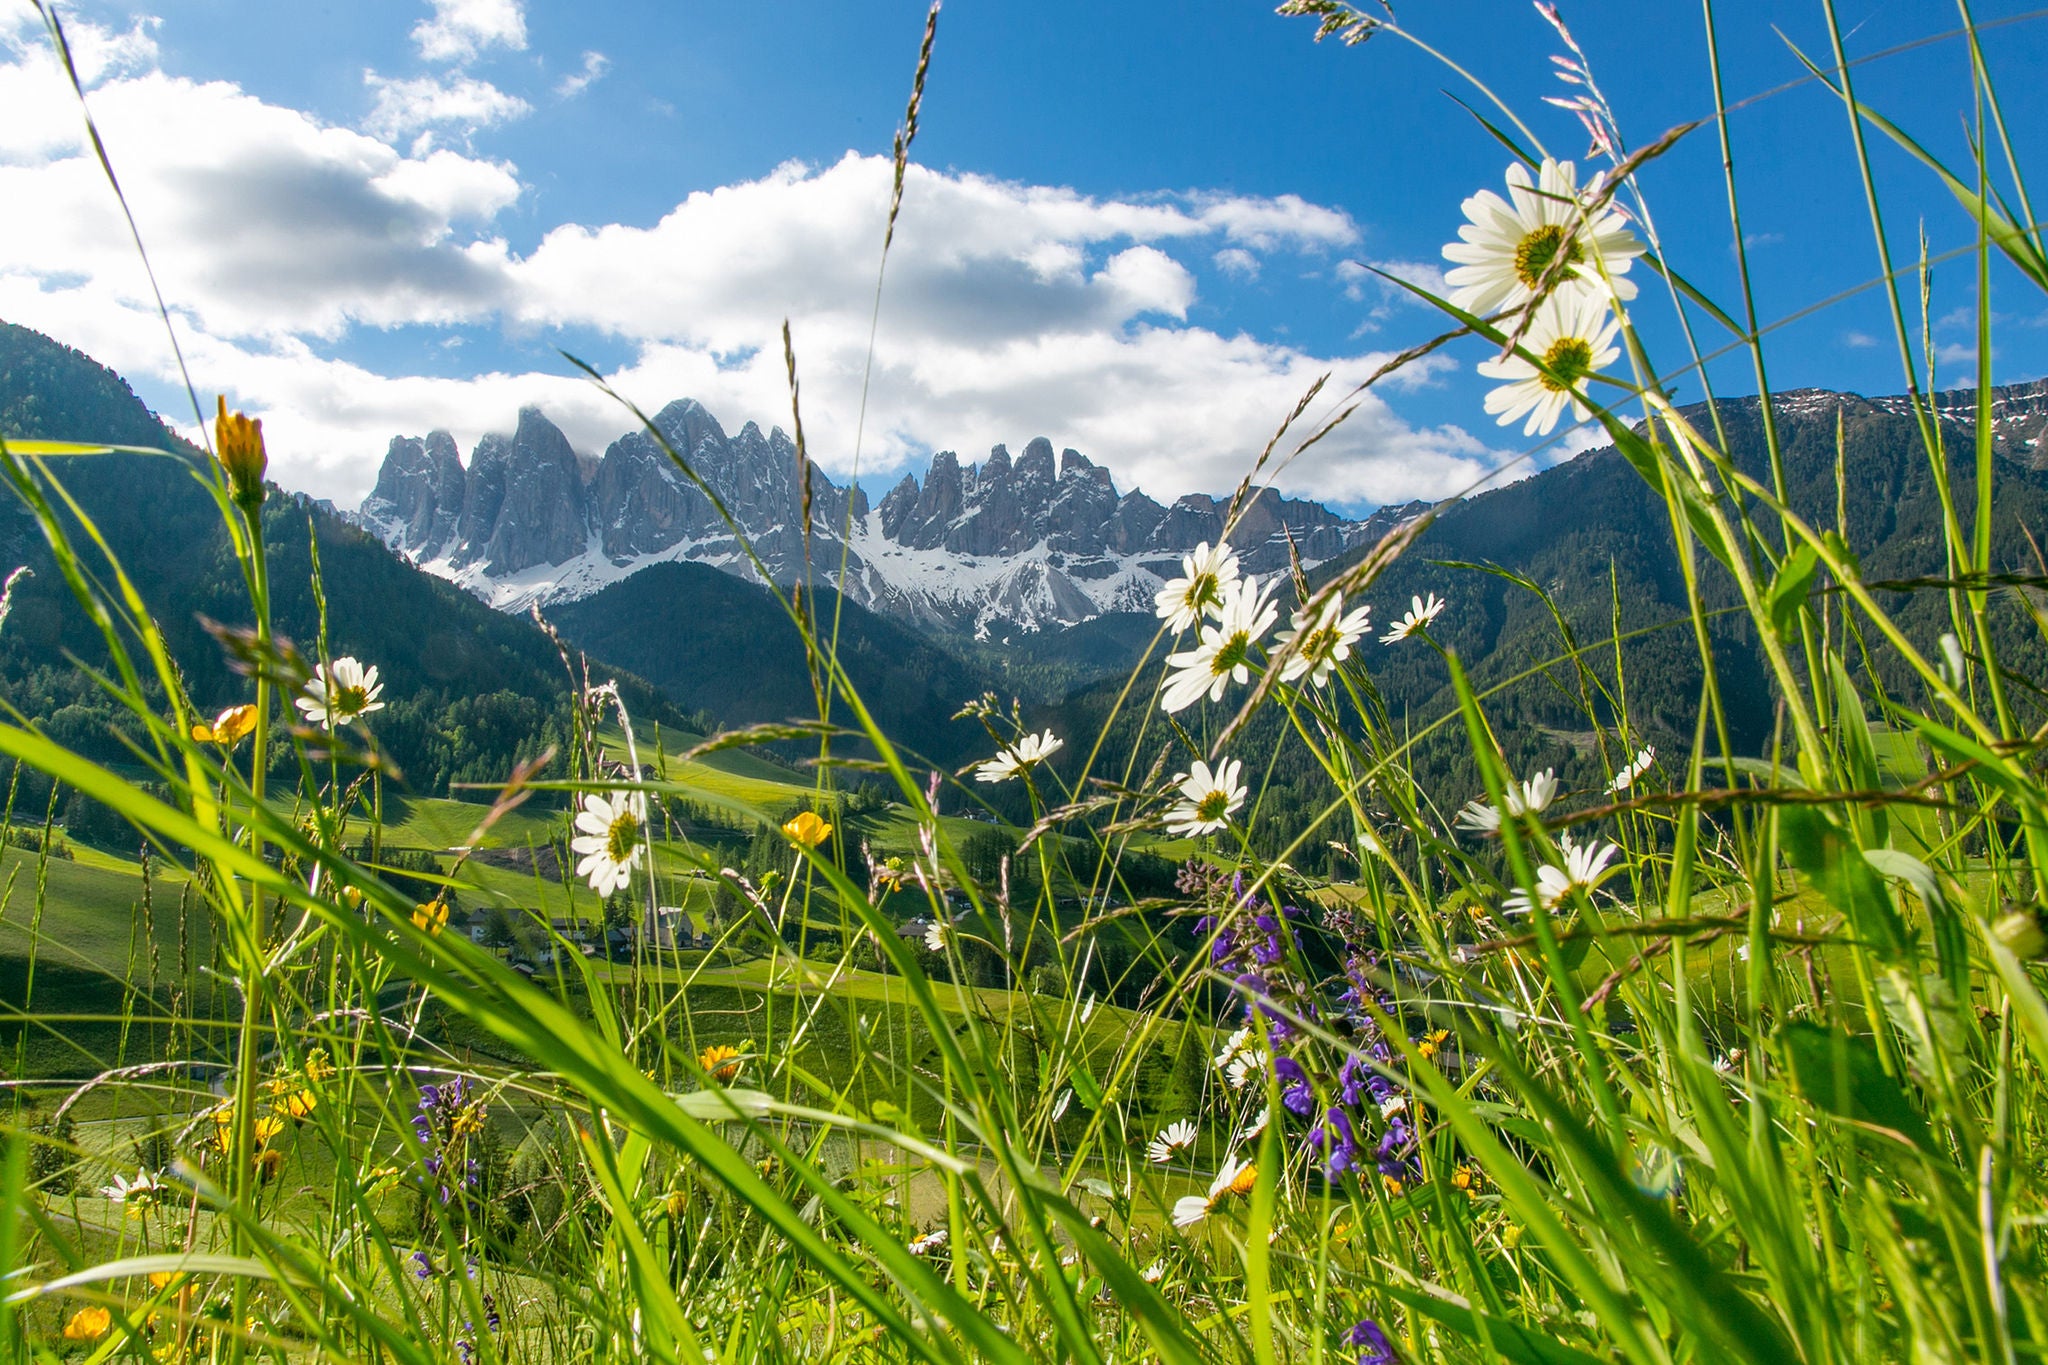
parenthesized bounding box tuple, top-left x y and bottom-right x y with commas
(357, 398, 1417, 635)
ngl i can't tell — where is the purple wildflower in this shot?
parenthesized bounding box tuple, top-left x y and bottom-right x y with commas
(1375, 1117, 1417, 1183)
(1272, 1055, 1315, 1116)
(1349, 1318, 1398, 1365)
(1250, 910, 1286, 966)
(1310, 1106, 1361, 1175)
(414, 1076, 488, 1205)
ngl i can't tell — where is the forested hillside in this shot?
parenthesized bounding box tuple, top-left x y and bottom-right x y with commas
(0, 322, 700, 798)
(550, 560, 997, 768)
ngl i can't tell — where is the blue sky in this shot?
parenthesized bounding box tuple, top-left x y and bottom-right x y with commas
(2, 0, 2044, 512)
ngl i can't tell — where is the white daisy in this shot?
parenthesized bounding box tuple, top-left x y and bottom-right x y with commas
(974, 729, 1064, 783)
(570, 791, 648, 897)
(1165, 759, 1247, 838)
(1140, 1260, 1165, 1284)
(1517, 768, 1561, 814)
(1225, 1047, 1269, 1091)
(1607, 744, 1656, 793)
(1453, 799, 1502, 835)
(1458, 773, 1548, 839)
(1476, 288, 1622, 437)
(924, 920, 948, 952)
(1503, 835, 1623, 915)
(296, 657, 386, 729)
(907, 1228, 948, 1255)
(1148, 1119, 1199, 1164)
(1160, 576, 1279, 714)
(1172, 1156, 1258, 1228)
(1154, 541, 1241, 633)
(1456, 771, 1555, 835)
(1212, 1025, 1252, 1073)
(1235, 1104, 1272, 1146)
(1442, 157, 1643, 316)
(100, 1169, 166, 1204)
(1274, 592, 1373, 689)
(1379, 593, 1446, 645)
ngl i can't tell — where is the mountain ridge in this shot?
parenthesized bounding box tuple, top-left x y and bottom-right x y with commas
(358, 399, 1415, 637)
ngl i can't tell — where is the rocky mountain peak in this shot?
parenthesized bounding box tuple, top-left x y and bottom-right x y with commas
(359, 400, 1385, 635)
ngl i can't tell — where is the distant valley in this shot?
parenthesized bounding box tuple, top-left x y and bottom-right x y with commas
(8, 318, 2048, 805)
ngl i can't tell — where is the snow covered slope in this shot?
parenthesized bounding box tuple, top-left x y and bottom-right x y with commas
(357, 398, 1418, 636)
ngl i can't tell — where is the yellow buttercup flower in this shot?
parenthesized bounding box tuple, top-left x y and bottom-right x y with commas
(275, 1087, 318, 1121)
(190, 703, 258, 746)
(782, 811, 833, 848)
(63, 1306, 111, 1340)
(412, 899, 448, 937)
(664, 1188, 689, 1221)
(213, 1108, 285, 1154)
(1221, 1161, 1260, 1199)
(698, 1044, 744, 1082)
(147, 1271, 187, 1291)
(215, 395, 267, 509)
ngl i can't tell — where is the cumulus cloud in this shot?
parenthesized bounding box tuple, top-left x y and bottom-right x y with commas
(0, 16, 1509, 510)
(362, 69, 529, 142)
(1213, 247, 1259, 281)
(1191, 192, 1357, 251)
(0, 43, 520, 345)
(411, 0, 526, 64)
(555, 51, 608, 99)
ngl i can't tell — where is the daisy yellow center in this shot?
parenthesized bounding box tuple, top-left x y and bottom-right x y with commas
(1301, 626, 1338, 660)
(1513, 224, 1583, 289)
(1195, 790, 1231, 822)
(1209, 632, 1251, 678)
(1538, 336, 1596, 393)
(1184, 573, 1217, 610)
(333, 684, 369, 714)
(606, 810, 642, 862)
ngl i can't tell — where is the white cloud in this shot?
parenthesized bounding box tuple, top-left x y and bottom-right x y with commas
(0, 22, 1508, 511)
(411, 0, 527, 64)
(1213, 247, 1259, 281)
(0, 47, 520, 345)
(1368, 258, 1449, 299)
(1336, 258, 1447, 308)
(362, 70, 529, 141)
(2, 10, 159, 85)
(555, 51, 608, 99)
(1191, 192, 1357, 251)
(1841, 329, 1879, 349)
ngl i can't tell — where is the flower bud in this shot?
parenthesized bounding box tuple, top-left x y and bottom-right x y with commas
(215, 395, 268, 510)
(1993, 907, 2047, 961)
